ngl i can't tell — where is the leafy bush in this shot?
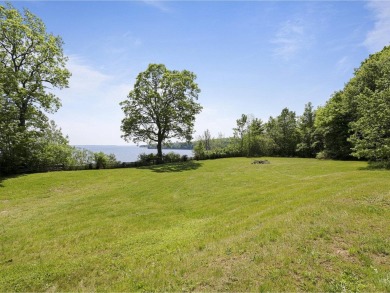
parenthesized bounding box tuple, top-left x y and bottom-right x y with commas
(194, 146, 242, 161)
(316, 151, 332, 160)
(163, 152, 181, 163)
(138, 153, 159, 165)
(69, 147, 94, 167)
(94, 152, 118, 169)
(138, 152, 184, 165)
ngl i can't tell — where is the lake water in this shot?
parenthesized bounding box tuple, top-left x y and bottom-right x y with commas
(74, 145, 194, 163)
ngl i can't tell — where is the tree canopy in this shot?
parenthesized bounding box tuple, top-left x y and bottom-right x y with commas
(266, 108, 299, 157)
(348, 46, 390, 162)
(120, 64, 202, 161)
(314, 46, 390, 163)
(314, 91, 355, 160)
(0, 3, 71, 173)
(0, 3, 70, 128)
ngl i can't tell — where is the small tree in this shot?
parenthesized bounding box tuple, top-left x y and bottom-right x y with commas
(120, 64, 202, 162)
(244, 117, 265, 156)
(203, 129, 212, 151)
(233, 114, 248, 154)
(94, 152, 118, 169)
(297, 102, 317, 158)
(266, 108, 299, 157)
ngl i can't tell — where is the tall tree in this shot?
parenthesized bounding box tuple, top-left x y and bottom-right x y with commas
(348, 46, 390, 162)
(120, 64, 202, 161)
(314, 91, 355, 160)
(314, 47, 390, 162)
(0, 4, 71, 172)
(0, 3, 70, 128)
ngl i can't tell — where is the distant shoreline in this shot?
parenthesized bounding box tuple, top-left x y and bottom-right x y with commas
(139, 145, 193, 150)
(73, 145, 193, 162)
(74, 144, 193, 150)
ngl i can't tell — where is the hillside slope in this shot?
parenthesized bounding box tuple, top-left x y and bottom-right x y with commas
(1, 158, 389, 291)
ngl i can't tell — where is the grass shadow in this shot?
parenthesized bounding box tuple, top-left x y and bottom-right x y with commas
(138, 161, 203, 173)
(358, 161, 390, 171)
(0, 173, 26, 188)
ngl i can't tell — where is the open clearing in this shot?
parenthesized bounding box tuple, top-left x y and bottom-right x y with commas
(1, 158, 389, 291)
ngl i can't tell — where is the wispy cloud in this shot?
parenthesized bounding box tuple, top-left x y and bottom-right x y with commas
(102, 31, 142, 58)
(142, 0, 171, 13)
(65, 56, 113, 96)
(336, 56, 353, 75)
(271, 19, 310, 60)
(364, 0, 390, 52)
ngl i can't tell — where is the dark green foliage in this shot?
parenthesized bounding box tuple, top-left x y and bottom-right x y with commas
(266, 108, 299, 157)
(0, 120, 73, 174)
(314, 46, 390, 162)
(138, 152, 187, 165)
(243, 118, 269, 157)
(162, 152, 181, 163)
(348, 46, 390, 162)
(93, 152, 118, 169)
(297, 102, 318, 158)
(314, 91, 355, 160)
(193, 144, 242, 161)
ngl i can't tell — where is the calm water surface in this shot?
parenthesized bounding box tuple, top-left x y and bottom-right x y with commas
(75, 145, 193, 163)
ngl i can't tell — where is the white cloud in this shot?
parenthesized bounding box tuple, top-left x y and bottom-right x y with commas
(51, 56, 132, 145)
(365, 0, 390, 52)
(272, 19, 308, 60)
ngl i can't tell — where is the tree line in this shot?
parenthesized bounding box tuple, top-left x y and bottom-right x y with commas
(194, 45, 390, 167)
(194, 104, 317, 160)
(1, 3, 390, 175)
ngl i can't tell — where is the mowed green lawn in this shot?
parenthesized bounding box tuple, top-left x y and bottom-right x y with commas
(1, 158, 389, 291)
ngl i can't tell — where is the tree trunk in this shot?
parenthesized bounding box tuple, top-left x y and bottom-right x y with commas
(18, 101, 28, 128)
(157, 139, 163, 164)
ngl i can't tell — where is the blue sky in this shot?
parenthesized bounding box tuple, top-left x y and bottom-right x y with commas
(6, 0, 390, 145)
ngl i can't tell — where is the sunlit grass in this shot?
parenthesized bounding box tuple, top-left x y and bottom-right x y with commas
(1, 158, 389, 291)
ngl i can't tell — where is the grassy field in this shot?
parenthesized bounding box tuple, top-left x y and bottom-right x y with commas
(1, 157, 389, 291)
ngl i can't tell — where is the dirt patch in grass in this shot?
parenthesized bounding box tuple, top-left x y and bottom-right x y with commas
(193, 254, 251, 291)
(330, 237, 357, 263)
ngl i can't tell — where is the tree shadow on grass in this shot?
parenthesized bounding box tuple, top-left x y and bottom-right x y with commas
(138, 161, 203, 173)
(358, 161, 390, 171)
(0, 173, 26, 188)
